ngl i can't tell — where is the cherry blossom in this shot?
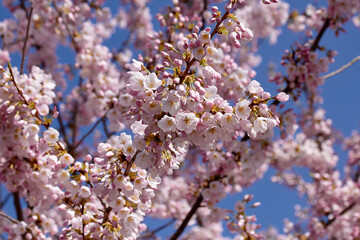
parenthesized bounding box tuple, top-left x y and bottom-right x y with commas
(0, 0, 359, 239)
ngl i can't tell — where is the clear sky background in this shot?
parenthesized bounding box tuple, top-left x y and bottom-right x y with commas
(1, 0, 360, 238)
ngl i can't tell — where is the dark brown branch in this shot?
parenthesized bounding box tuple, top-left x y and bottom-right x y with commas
(310, 18, 330, 51)
(55, 104, 70, 148)
(13, 192, 23, 221)
(70, 77, 84, 149)
(210, 10, 229, 38)
(124, 151, 140, 176)
(20, 7, 33, 74)
(102, 118, 111, 138)
(179, 58, 196, 83)
(200, 0, 208, 31)
(324, 201, 356, 228)
(169, 194, 204, 240)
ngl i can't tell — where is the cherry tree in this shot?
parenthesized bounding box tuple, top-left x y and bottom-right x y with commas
(0, 0, 359, 239)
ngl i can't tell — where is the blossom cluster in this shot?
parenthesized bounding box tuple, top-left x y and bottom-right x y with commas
(0, 0, 359, 239)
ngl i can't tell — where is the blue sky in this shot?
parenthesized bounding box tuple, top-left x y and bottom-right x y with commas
(1, 0, 360, 238)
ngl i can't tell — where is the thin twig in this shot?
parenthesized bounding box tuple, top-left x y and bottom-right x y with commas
(71, 77, 84, 149)
(20, 7, 33, 74)
(55, 103, 70, 147)
(200, 0, 208, 31)
(323, 56, 360, 79)
(169, 194, 204, 240)
(102, 118, 111, 138)
(138, 218, 176, 239)
(72, 114, 108, 151)
(0, 211, 19, 224)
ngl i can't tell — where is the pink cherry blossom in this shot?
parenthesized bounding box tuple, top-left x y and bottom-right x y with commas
(0, 1, 359, 239)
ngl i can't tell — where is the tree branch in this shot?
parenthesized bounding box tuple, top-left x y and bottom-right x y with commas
(323, 201, 356, 228)
(102, 118, 111, 139)
(55, 103, 70, 148)
(200, 0, 208, 31)
(124, 151, 140, 176)
(20, 7, 33, 75)
(72, 113, 108, 151)
(310, 18, 330, 51)
(169, 194, 204, 240)
(0, 211, 19, 224)
(323, 56, 360, 80)
(13, 192, 23, 221)
(138, 218, 176, 239)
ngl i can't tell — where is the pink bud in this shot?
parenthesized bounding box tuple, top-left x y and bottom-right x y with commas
(261, 92, 271, 99)
(193, 26, 199, 33)
(156, 66, 164, 72)
(211, 6, 218, 12)
(85, 154, 92, 162)
(174, 59, 182, 66)
(249, 70, 257, 78)
(276, 92, 289, 102)
(197, 86, 206, 95)
(233, 40, 241, 48)
(252, 202, 261, 208)
(183, 40, 189, 49)
(161, 51, 170, 60)
(136, 101, 143, 107)
(164, 43, 173, 50)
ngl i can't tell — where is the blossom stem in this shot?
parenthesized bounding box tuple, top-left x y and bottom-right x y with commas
(20, 7, 33, 75)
